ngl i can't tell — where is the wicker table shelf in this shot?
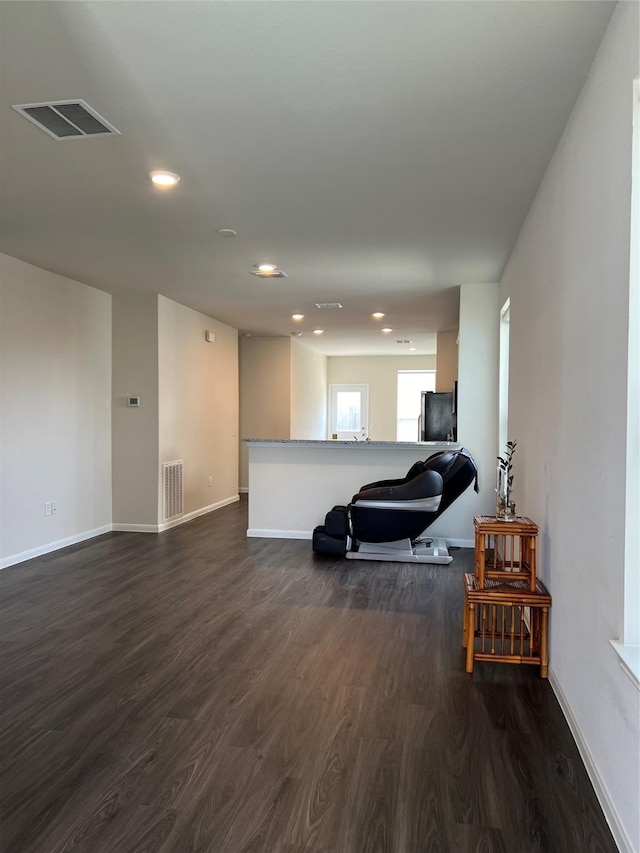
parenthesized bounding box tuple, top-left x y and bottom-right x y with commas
(463, 573, 551, 677)
(473, 515, 539, 591)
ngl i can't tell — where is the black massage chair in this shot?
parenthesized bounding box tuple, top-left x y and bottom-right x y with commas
(312, 448, 479, 564)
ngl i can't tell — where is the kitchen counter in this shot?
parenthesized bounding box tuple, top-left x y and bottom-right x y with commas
(244, 439, 474, 544)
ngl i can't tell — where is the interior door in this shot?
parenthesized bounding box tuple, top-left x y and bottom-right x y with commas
(329, 384, 369, 440)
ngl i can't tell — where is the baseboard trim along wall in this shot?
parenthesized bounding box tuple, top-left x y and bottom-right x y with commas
(549, 666, 634, 853)
(113, 495, 241, 534)
(247, 528, 313, 540)
(0, 525, 113, 570)
(2, 496, 241, 568)
(156, 495, 240, 532)
(246, 530, 475, 548)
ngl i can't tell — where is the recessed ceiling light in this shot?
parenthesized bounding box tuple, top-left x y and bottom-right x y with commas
(250, 265, 287, 278)
(292, 314, 304, 321)
(216, 228, 237, 237)
(149, 170, 180, 187)
(382, 328, 393, 333)
(372, 312, 385, 319)
(409, 347, 417, 352)
(313, 329, 324, 335)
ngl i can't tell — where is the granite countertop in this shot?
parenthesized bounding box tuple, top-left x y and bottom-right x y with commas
(244, 439, 460, 448)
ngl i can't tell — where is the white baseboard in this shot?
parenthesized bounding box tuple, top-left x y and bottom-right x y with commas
(245, 530, 474, 548)
(238, 486, 249, 494)
(157, 495, 240, 531)
(549, 666, 636, 853)
(2, 497, 243, 567)
(0, 524, 112, 570)
(247, 528, 313, 540)
(114, 495, 241, 534)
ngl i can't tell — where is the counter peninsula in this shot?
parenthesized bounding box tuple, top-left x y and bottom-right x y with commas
(244, 439, 475, 545)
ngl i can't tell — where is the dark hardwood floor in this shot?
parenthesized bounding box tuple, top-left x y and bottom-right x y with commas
(0, 498, 617, 853)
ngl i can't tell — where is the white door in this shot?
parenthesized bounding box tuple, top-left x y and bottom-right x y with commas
(329, 384, 369, 440)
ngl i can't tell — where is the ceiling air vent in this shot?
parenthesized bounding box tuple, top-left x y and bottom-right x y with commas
(11, 100, 120, 140)
(315, 302, 343, 310)
(396, 339, 413, 344)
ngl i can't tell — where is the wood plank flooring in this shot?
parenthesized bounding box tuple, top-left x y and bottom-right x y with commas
(0, 498, 617, 852)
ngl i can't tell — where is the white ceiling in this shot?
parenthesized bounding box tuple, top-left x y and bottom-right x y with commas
(0, 1, 615, 356)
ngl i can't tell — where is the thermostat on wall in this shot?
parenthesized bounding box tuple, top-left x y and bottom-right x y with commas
(127, 396, 141, 407)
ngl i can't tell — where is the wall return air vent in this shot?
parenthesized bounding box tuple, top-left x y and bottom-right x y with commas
(11, 100, 120, 140)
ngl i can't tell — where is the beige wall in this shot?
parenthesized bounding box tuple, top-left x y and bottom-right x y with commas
(0, 254, 112, 564)
(158, 296, 238, 516)
(290, 338, 327, 440)
(239, 336, 291, 489)
(436, 330, 458, 391)
(112, 293, 160, 527)
(327, 355, 435, 440)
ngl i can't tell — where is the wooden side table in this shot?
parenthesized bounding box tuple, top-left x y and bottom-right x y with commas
(473, 515, 539, 592)
(463, 573, 551, 677)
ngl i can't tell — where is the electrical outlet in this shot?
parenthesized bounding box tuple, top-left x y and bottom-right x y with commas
(45, 501, 52, 516)
(208, 476, 213, 487)
(51, 501, 57, 515)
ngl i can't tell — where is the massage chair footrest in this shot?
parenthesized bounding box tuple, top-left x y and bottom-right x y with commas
(312, 525, 348, 556)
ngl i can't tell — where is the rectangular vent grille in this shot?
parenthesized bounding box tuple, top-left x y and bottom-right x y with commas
(163, 460, 184, 521)
(396, 339, 413, 344)
(315, 303, 343, 309)
(11, 100, 120, 140)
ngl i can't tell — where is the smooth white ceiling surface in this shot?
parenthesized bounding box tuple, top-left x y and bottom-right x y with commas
(0, 1, 615, 355)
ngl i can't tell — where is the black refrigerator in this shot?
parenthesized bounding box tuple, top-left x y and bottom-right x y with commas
(419, 387, 457, 441)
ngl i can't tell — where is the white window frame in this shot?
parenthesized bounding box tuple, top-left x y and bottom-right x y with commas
(610, 78, 640, 689)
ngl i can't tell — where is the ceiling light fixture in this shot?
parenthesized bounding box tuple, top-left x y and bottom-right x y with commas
(149, 170, 180, 187)
(313, 329, 324, 335)
(216, 228, 237, 237)
(372, 312, 385, 319)
(250, 265, 287, 278)
(382, 328, 393, 333)
(409, 347, 417, 352)
(292, 314, 304, 321)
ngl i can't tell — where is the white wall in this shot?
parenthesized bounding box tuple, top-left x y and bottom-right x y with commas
(112, 293, 160, 527)
(0, 254, 112, 565)
(500, 4, 639, 850)
(454, 284, 500, 540)
(158, 295, 238, 516)
(327, 355, 436, 440)
(290, 338, 327, 440)
(239, 336, 291, 490)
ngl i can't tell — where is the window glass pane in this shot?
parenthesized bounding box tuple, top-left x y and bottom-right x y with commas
(336, 391, 361, 431)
